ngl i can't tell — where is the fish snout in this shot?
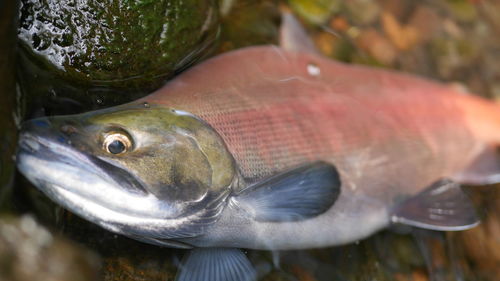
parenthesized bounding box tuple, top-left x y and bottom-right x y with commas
(19, 117, 75, 150)
(21, 117, 51, 131)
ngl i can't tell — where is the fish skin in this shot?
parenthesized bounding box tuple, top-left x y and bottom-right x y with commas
(16, 45, 500, 251)
(132, 45, 500, 249)
(144, 45, 499, 191)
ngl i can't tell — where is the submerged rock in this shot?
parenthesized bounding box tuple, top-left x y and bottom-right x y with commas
(18, 0, 219, 89)
(0, 0, 19, 211)
(0, 215, 100, 281)
(17, 0, 219, 115)
(218, 0, 280, 52)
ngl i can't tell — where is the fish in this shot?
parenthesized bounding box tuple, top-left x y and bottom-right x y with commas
(16, 12, 500, 281)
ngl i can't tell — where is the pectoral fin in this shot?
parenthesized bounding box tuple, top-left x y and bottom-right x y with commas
(391, 179, 479, 231)
(234, 162, 341, 222)
(176, 248, 256, 281)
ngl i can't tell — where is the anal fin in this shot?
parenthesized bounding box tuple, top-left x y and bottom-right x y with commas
(176, 248, 256, 281)
(391, 179, 479, 231)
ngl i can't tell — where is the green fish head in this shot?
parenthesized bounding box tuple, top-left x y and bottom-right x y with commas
(16, 102, 236, 243)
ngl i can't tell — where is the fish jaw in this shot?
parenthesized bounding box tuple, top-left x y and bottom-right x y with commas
(17, 131, 185, 232)
(16, 130, 217, 244)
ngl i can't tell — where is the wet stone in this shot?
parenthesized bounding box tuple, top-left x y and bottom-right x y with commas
(288, 0, 341, 25)
(18, 0, 219, 89)
(0, 215, 101, 281)
(217, 0, 280, 52)
(17, 0, 219, 115)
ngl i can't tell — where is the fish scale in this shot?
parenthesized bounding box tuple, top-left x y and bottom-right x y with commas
(145, 47, 485, 198)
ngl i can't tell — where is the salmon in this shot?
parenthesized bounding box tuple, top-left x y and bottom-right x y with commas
(16, 12, 500, 281)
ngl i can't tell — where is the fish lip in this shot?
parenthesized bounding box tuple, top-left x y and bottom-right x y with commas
(17, 134, 177, 227)
(16, 132, 159, 219)
(16, 132, 226, 241)
(18, 132, 148, 196)
(17, 132, 190, 217)
(18, 132, 108, 186)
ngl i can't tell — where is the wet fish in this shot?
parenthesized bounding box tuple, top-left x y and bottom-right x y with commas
(16, 13, 500, 281)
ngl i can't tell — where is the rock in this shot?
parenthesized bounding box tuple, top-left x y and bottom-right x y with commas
(444, 0, 478, 23)
(408, 5, 442, 44)
(329, 16, 350, 32)
(0, 215, 100, 281)
(218, 0, 280, 52)
(0, 0, 19, 211)
(314, 31, 337, 57)
(288, 0, 341, 25)
(345, 0, 381, 25)
(381, 11, 419, 51)
(356, 28, 397, 65)
(18, 0, 219, 90)
(17, 0, 219, 115)
(456, 187, 500, 281)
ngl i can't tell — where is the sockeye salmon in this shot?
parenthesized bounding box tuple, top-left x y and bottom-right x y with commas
(16, 13, 500, 281)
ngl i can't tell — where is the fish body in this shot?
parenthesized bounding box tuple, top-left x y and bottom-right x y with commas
(16, 38, 500, 281)
(142, 46, 500, 249)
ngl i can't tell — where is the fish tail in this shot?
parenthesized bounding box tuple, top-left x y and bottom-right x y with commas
(452, 95, 500, 184)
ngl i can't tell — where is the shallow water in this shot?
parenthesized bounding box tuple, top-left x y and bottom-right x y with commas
(2, 0, 500, 280)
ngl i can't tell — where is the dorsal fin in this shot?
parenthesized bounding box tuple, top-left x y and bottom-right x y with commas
(279, 8, 321, 55)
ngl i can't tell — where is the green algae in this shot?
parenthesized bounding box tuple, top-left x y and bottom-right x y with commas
(18, 0, 219, 89)
(288, 0, 341, 25)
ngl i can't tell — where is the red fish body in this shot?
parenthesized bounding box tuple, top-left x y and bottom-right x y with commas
(18, 42, 500, 281)
(146, 46, 500, 205)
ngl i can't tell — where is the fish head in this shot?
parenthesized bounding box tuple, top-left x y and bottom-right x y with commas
(16, 102, 236, 241)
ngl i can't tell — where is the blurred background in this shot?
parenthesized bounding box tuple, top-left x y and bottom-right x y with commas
(1, 0, 499, 280)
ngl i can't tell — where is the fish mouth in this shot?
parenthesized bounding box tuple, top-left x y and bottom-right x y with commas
(17, 132, 146, 195)
(16, 133, 180, 225)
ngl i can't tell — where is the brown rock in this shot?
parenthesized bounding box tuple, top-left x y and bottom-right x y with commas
(330, 16, 350, 32)
(408, 5, 442, 43)
(458, 188, 500, 279)
(381, 11, 420, 50)
(356, 28, 397, 65)
(314, 32, 337, 57)
(0, 215, 100, 281)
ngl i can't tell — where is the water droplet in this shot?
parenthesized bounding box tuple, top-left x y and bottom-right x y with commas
(307, 63, 321, 77)
(143, 101, 150, 108)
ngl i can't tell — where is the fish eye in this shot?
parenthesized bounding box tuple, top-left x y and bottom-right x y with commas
(102, 132, 132, 155)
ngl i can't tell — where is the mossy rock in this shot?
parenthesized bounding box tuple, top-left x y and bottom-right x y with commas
(18, 0, 219, 89)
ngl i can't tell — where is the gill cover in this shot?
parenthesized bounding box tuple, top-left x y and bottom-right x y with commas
(84, 103, 236, 204)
